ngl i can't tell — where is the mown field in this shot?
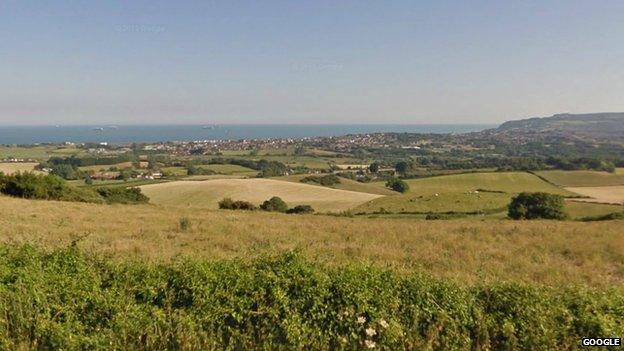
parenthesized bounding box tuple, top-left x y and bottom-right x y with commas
(536, 170, 624, 187)
(140, 178, 382, 212)
(355, 172, 574, 215)
(275, 174, 396, 196)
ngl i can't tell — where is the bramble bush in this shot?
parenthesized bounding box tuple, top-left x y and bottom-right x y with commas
(508, 192, 568, 220)
(0, 245, 622, 350)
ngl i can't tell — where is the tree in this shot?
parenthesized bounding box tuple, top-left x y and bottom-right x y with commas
(385, 178, 410, 193)
(260, 196, 289, 212)
(508, 192, 567, 220)
(395, 161, 410, 175)
(368, 162, 380, 173)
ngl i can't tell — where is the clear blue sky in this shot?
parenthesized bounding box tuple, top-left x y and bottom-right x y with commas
(1, 0, 623, 125)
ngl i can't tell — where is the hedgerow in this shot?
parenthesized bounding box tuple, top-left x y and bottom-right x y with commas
(0, 245, 622, 350)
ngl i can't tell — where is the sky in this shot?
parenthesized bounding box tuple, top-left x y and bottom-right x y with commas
(1, 0, 623, 125)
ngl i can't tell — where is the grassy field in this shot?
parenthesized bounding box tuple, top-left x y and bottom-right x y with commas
(536, 170, 624, 187)
(140, 178, 382, 212)
(0, 162, 40, 174)
(565, 201, 624, 217)
(355, 172, 574, 214)
(0, 195, 622, 288)
(0, 145, 85, 160)
(275, 174, 397, 196)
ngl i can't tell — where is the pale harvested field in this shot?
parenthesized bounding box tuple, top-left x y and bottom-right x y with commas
(141, 178, 382, 212)
(566, 186, 624, 205)
(0, 195, 622, 287)
(0, 162, 40, 174)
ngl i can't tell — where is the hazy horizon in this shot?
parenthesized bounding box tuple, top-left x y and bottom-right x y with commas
(2, 1, 623, 125)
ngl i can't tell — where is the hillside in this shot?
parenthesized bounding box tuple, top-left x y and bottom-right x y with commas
(495, 112, 624, 139)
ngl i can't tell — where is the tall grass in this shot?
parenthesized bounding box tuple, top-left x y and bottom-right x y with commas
(0, 245, 622, 350)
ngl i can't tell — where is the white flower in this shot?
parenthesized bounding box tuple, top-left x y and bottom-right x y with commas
(365, 327, 377, 336)
(365, 340, 376, 348)
(379, 319, 389, 329)
(357, 316, 366, 324)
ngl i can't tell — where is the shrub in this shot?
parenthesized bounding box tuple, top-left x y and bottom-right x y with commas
(0, 172, 102, 203)
(385, 178, 410, 193)
(0, 246, 622, 350)
(179, 217, 191, 231)
(219, 197, 256, 210)
(300, 174, 341, 186)
(508, 192, 568, 220)
(287, 205, 315, 214)
(260, 196, 289, 212)
(96, 187, 149, 204)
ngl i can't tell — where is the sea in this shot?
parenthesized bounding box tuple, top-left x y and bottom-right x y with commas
(0, 124, 495, 145)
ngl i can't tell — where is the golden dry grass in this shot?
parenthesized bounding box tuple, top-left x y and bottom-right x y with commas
(1, 195, 623, 287)
(0, 163, 40, 175)
(566, 186, 624, 205)
(140, 178, 382, 212)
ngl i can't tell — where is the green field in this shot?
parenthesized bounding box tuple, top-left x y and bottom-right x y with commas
(355, 172, 575, 214)
(140, 178, 382, 212)
(536, 170, 624, 187)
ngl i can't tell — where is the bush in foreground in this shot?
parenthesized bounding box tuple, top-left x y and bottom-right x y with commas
(508, 192, 568, 220)
(260, 196, 289, 212)
(0, 245, 621, 350)
(287, 204, 315, 214)
(218, 197, 257, 210)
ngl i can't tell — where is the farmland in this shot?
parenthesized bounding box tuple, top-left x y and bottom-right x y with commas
(0, 162, 40, 174)
(140, 178, 382, 212)
(355, 172, 574, 215)
(566, 186, 624, 205)
(536, 170, 624, 187)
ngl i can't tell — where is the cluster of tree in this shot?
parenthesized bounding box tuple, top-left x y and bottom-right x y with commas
(219, 196, 314, 214)
(186, 165, 215, 176)
(300, 174, 341, 187)
(507, 192, 567, 220)
(385, 178, 410, 193)
(43, 154, 134, 167)
(545, 157, 616, 172)
(0, 172, 149, 204)
(193, 158, 289, 177)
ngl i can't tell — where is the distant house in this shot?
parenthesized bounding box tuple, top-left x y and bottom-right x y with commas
(138, 161, 149, 169)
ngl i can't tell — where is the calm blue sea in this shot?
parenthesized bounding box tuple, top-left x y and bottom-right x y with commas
(0, 124, 495, 144)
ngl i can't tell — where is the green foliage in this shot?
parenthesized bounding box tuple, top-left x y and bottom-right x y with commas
(0, 172, 100, 203)
(96, 187, 150, 204)
(300, 174, 341, 187)
(260, 196, 289, 213)
(286, 205, 315, 214)
(508, 192, 568, 220)
(186, 164, 215, 176)
(368, 162, 380, 173)
(385, 178, 410, 193)
(218, 197, 257, 210)
(394, 161, 412, 175)
(0, 246, 622, 350)
(179, 217, 192, 231)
